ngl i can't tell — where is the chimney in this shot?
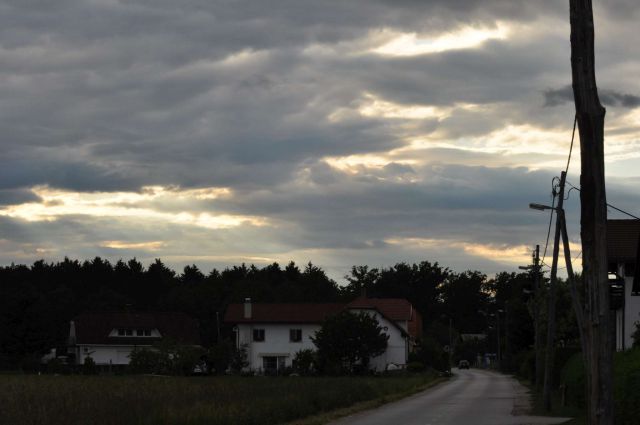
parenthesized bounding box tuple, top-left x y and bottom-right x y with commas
(68, 320, 77, 346)
(244, 298, 252, 319)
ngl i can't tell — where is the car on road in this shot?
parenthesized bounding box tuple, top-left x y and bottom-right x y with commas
(458, 360, 470, 369)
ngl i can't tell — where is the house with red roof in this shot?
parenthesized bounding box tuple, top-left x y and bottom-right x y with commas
(67, 312, 201, 366)
(224, 297, 421, 374)
(608, 220, 640, 350)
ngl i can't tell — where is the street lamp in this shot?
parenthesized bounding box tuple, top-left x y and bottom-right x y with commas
(529, 203, 557, 211)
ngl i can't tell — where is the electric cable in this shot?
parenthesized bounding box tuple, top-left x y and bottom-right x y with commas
(565, 181, 640, 220)
(565, 115, 577, 175)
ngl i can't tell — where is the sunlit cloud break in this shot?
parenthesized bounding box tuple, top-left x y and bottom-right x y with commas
(100, 241, 166, 251)
(373, 23, 510, 56)
(0, 186, 267, 230)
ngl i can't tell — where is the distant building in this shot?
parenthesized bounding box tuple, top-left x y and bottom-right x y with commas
(607, 219, 640, 350)
(224, 297, 422, 374)
(67, 311, 201, 366)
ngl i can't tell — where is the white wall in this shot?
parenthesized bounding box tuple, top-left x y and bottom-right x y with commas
(237, 323, 319, 371)
(623, 275, 640, 349)
(76, 345, 150, 365)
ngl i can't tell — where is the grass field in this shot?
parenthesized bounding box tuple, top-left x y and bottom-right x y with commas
(0, 373, 440, 425)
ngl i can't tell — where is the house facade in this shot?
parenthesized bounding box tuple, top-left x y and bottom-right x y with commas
(608, 220, 640, 351)
(224, 297, 422, 373)
(67, 311, 201, 366)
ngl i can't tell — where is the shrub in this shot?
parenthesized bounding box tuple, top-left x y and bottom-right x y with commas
(561, 348, 640, 424)
(46, 358, 68, 375)
(409, 337, 448, 371)
(82, 356, 97, 375)
(207, 340, 234, 374)
(129, 348, 162, 374)
(229, 343, 249, 373)
(631, 321, 640, 348)
(561, 352, 586, 408)
(407, 361, 425, 373)
(292, 349, 316, 375)
(513, 349, 535, 382)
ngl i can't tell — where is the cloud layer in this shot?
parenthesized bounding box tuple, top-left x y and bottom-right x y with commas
(1, 0, 639, 280)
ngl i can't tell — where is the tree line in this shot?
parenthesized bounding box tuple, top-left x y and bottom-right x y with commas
(0, 257, 579, 373)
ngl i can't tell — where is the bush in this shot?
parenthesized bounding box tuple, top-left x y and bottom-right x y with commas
(407, 361, 425, 373)
(513, 349, 535, 382)
(129, 348, 162, 374)
(613, 348, 640, 424)
(561, 353, 586, 408)
(229, 343, 249, 374)
(561, 348, 640, 424)
(46, 358, 69, 375)
(292, 349, 316, 376)
(82, 356, 97, 375)
(207, 341, 234, 374)
(409, 337, 448, 371)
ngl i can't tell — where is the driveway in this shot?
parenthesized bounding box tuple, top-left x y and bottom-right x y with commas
(330, 368, 571, 425)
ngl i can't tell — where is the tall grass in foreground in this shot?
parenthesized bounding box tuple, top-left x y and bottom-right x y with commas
(0, 374, 436, 425)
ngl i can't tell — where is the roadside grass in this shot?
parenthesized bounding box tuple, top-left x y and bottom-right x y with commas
(524, 383, 585, 425)
(514, 378, 584, 424)
(0, 372, 442, 425)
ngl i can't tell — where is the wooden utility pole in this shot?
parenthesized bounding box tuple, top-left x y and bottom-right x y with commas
(542, 171, 567, 411)
(569, 0, 613, 423)
(533, 245, 543, 389)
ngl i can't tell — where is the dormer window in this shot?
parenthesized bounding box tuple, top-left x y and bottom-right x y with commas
(114, 328, 155, 337)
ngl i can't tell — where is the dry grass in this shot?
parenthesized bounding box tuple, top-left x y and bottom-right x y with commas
(0, 373, 438, 425)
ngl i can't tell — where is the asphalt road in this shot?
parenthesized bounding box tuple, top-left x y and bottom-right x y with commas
(330, 368, 571, 425)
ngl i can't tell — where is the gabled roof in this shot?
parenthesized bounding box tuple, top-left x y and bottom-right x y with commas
(224, 297, 422, 339)
(607, 219, 640, 262)
(346, 297, 413, 321)
(73, 312, 200, 345)
(224, 303, 344, 324)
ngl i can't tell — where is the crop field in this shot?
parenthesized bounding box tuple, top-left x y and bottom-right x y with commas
(0, 373, 438, 425)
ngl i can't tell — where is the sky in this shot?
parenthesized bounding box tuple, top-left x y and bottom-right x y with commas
(1, 0, 640, 282)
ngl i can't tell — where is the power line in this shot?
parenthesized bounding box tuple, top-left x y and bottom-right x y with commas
(565, 115, 577, 175)
(565, 181, 640, 220)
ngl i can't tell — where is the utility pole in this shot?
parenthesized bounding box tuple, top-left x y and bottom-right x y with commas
(496, 312, 501, 368)
(543, 171, 567, 412)
(520, 245, 542, 386)
(569, 1, 613, 423)
(533, 245, 543, 389)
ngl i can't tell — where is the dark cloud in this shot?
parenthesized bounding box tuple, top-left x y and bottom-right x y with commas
(1, 0, 639, 276)
(544, 85, 640, 108)
(0, 189, 41, 206)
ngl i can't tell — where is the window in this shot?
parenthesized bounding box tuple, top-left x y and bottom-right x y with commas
(253, 329, 265, 342)
(290, 329, 302, 342)
(263, 356, 286, 375)
(116, 328, 153, 337)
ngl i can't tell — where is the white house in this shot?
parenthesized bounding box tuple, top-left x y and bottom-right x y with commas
(224, 297, 422, 374)
(608, 220, 640, 351)
(67, 311, 201, 366)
